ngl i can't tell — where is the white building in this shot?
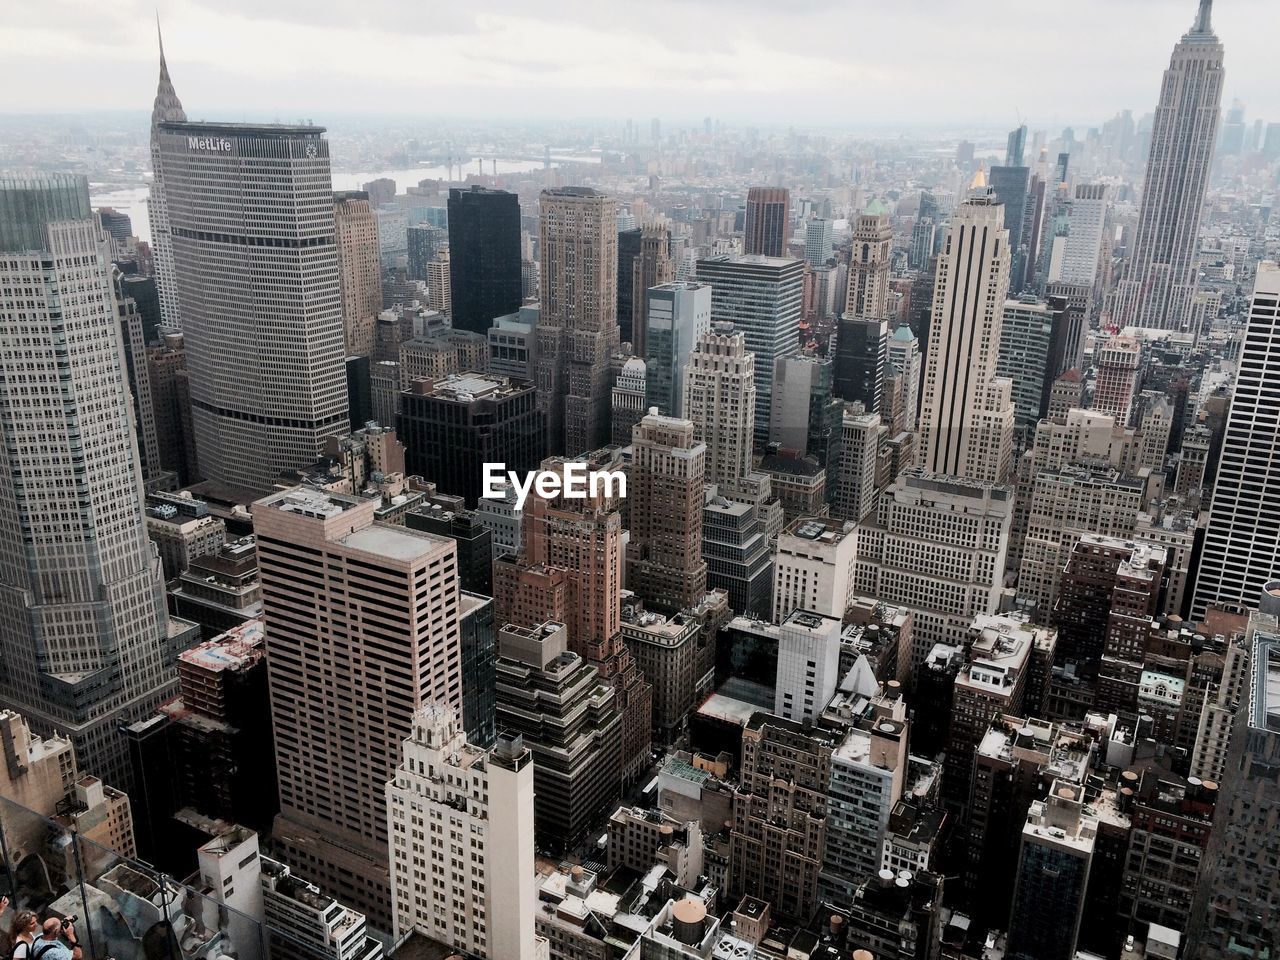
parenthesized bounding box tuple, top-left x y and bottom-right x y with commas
(773, 609, 844, 723)
(476, 478, 524, 560)
(917, 183, 1015, 485)
(1057, 183, 1109, 286)
(832, 407, 884, 523)
(261, 856, 384, 960)
(682, 324, 756, 488)
(885, 324, 921, 432)
(386, 705, 541, 960)
(773, 516, 857, 624)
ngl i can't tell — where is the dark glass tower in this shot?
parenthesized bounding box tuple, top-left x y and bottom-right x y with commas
(447, 186, 522, 334)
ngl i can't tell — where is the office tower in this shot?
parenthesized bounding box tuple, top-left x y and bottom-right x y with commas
(537, 188, 619, 455)
(387, 707, 537, 959)
(730, 713, 836, 920)
(1005, 781, 1097, 960)
(334, 191, 381, 357)
(507, 454, 653, 783)
(611, 357, 648, 445)
(458, 593, 497, 748)
(832, 408, 883, 523)
(644, 281, 711, 417)
(1006, 124, 1028, 166)
(833, 317, 888, 412)
(759, 452, 826, 523)
(1193, 263, 1280, 618)
(406, 223, 446, 281)
(406, 507, 494, 596)
(253, 487, 462, 927)
(697, 255, 804, 445)
(147, 29, 186, 328)
(113, 269, 164, 482)
(989, 166, 1031, 292)
(1111, 0, 1224, 330)
(620, 597, 719, 744)
(398, 373, 544, 507)
(363, 177, 396, 207)
(771, 609, 843, 722)
(632, 224, 676, 358)
(617, 227, 643, 345)
(494, 621, 622, 849)
(167, 535, 264, 638)
(743, 186, 790, 257)
(447, 186, 522, 335)
(772, 517, 857, 623)
(425, 250, 451, 315)
(681, 324, 755, 487)
(0, 174, 198, 786)
(488, 304, 540, 381)
(804, 218, 832, 267)
(1057, 184, 1108, 286)
(145, 492, 226, 579)
(853, 471, 1012, 673)
(1020, 173, 1047, 291)
(158, 122, 348, 491)
(1091, 335, 1141, 425)
(819, 687, 910, 906)
(627, 414, 708, 614)
(844, 211, 892, 318)
(996, 296, 1071, 432)
(1187, 608, 1280, 958)
(768, 352, 842, 467)
(918, 186, 1016, 485)
(702, 495, 774, 619)
(886, 324, 921, 431)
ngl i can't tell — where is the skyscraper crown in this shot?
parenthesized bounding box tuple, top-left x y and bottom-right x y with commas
(151, 17, 187, 137)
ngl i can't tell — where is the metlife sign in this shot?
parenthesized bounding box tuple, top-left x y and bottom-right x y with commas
(187, 135, 233, 152)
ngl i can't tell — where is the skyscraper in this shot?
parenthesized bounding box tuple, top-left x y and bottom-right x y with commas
(536, 188, 619, 455)
(804, 217, 833, 267)
(1192, 262, 1280, 618)
(447, 186, 523, 335)
(989, 165, 1031, 293)
(158, 121, 349, 491)
(843, 210, 892, 318)
(681, 324, 756, 488)
(1058, 183, 1109, 287)
(643, 281, 711, 417)
(1110, 0, 1224, 331)
(334, 191, 381, 358)
(743, 186, 790, 257)
(835, 211, 893, 411)
(1005, 124, 1028, 167)
(631, 224, 676, 358)
(254, 487, 462, 929)
(147, 24, 186, 329)
(626, 413, 708, 614)
(917, 183, 1016, 484)
(697, 255, 804, 445)
(0, 174, 198, 786)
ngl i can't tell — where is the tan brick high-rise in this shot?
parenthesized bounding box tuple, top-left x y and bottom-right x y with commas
(536, 188, 619, 455)
(334, 192, 381, 357)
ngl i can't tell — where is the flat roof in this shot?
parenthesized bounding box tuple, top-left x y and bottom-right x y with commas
(340, 524, 449, 562)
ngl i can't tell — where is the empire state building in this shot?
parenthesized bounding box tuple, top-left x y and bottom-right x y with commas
(1110, 0, 1224, 332)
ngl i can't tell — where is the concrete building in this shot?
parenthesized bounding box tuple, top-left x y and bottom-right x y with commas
(158, 122, 348, 491)
(768, 352, 842, 468)
(254, 487, 462, 928)
(612, 357, 649, 446)
(475, 479, 523, 561)
(627, 414, 708, 614)
(168, 535, 263, 638)
(631, 225, 677, 359)
(1091, 336, 1141, 426)
(607, 806, 704, 888)
(997, 296, 1072, 433)
(804, 218, 832, 267)
(260, 856, 385, 960)
(0, 174, 199, 786)
(146, 493, 227, 580)
(1193, 262, 1280, 617)
(918, 186, 1015, 485)
(885, 324, 921, 433)
(644, 282, 711, 418)
(743, 187, 790, 258)
(772, 609, 843, 723)
(334, 192, 382, 357)
(833, 317, 888, 414)
(853, 472, 1012, 674)
(621, 604, 704, 743)
(844, 211, 892, 318)
(537, 188, 620, 455)
(681, 324, 755, 488)
(831, 407, 883, 523)
(1110, 1, 1223, 331)
(489, 304, 540, 382)
(386, 706, 539, 959)
(696, 256, 804, 445)
(1057, 183, 1109, 286)
(772, 517, 857, 624)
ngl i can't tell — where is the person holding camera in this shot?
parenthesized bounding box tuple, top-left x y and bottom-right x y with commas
(30, 918, 79, 960)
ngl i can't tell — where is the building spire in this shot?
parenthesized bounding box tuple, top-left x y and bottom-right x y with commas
(1191, 0, 1213, 35)
(151, 14, 186, 136)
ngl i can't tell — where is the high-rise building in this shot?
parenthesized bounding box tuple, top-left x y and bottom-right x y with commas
(447, 186, 523, 335)
(611, 357, 648, 445)
(158, 121, 348, 491)
(537, 188, 619, 455)
(885, 324, 921, 432)
(398, 373, 544, 507)
(1006, 124, 1028, 166)
(989, 166, 1031, 291)
(768, 352, 842, 468)
(632, 224, 676, 358)
(1187, 606, 1280, 958)
(833, 317, 888, 412)
(617, 227, 643, 346)
(386, 706, 538, 960)
(804, 218, 833, 267)
(918, 184, 1016, 485)
(1057, 184, 1109, 287)
(1193, 262, 1280, 618)
(844, 211, 892, 318)
(832, 407, 883, 523)
(627, 414, 708, 614)
(334, 192, 382, 357)
(1110, 0, 1224, 331)
(682, 324, 756, 488)
(996, 296, 1072, 432)
(644, 281, 711, 418)
(147, 28, 186, 328)
(743, 187, 790, 257)
(426, 251, 451, 316)
(697, 255, 804, 445)
(772, 517, 857, 623)
(1091, 335, 1141, 426)
(0, 174, 199, 786)
(253, 487, 462, 928)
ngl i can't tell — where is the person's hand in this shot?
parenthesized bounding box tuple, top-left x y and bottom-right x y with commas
(62, 922, 77, 943)
(0, 895, 9, 913)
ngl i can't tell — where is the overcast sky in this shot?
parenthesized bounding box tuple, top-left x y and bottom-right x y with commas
(5, 0, 1277, 130)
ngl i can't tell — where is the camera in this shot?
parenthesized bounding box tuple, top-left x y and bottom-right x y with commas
(60, 917, 77, 929)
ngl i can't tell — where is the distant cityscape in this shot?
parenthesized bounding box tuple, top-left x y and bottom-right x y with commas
(0, 2, 1278, 960)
